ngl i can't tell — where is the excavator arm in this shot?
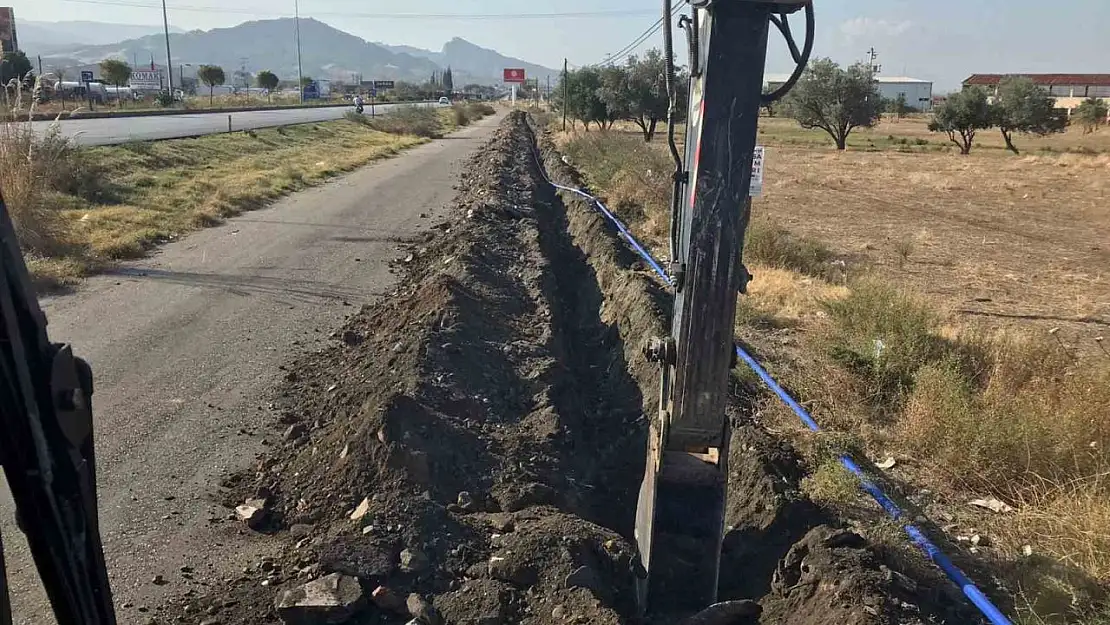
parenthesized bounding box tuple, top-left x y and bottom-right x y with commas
(636, 0, 813, 619)
(0, 193, 116, 625)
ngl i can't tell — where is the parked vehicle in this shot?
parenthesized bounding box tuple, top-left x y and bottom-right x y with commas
(438, 96, 450, 105)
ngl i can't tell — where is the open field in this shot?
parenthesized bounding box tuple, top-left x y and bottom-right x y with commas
(558, 115, 1110, 624)
(758, 121, 1110, 355)
(760, 114, 1110, 155)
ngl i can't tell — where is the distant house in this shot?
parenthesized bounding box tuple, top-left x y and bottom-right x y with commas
(962, 74, 1110, 113)
(766, 73, 934, 111)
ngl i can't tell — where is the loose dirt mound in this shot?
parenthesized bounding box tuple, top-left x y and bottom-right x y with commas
(165, 112, 983, 625)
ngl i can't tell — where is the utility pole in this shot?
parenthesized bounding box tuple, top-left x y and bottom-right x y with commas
(295, 0, 304, 103)
(866, 46, 881, 75)
(162, 0, 174, 94)
(37, 55, 42, 76)
(562, 58, 568, 131)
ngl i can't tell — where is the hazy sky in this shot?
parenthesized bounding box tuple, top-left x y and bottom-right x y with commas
(12, 0, 1110, 90)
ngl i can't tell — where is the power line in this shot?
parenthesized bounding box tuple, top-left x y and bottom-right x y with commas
(58, 0, 658, 19)
(599, 2, 684, 67)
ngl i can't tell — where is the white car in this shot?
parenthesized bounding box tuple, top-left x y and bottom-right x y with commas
(438, 97, 450, 105)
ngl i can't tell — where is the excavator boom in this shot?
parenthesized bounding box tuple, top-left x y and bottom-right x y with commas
(636, 0, 812, 618)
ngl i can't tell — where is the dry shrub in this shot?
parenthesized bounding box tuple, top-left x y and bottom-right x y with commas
(451, 103, 471, 127)
(898, 333, 1110, 497)
(821, 277, 954, 409)
(561, 132, 673, 251)
(0, 121, 96, 255)
(368, 106, 443, 138)
(467, 102, 496, 118)
(745, 217, 836, 278)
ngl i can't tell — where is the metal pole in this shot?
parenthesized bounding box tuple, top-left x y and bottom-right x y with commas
(162, 0, 174, 94)
(562, 58, 568, 131)
(294, 0, 304, 104)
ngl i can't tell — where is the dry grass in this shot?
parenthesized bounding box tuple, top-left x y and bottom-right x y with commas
(1, 119, 423, 285)
(559, 123, 1110, 623)
(758, 115, 1110, 155)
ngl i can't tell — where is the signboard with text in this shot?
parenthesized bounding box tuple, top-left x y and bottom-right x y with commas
(0, 7, 17, 53)
(749, 146, 765, 198)
(80, 70, 94, 82)
(129, 70, 163, 90)
(503, 68, 525, 84)
(373, 80, 394, 89)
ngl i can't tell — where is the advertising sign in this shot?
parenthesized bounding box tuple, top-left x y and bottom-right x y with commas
(373, 80, 394, 89)
(749, 146, 765, 197)
(0, 7, 17, 53)
(503, 68, 525, 84)
(80, 70, 94, 82)
(129, 70, 163, 90)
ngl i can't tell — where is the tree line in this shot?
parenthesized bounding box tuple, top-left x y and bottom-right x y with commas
(770, 58, 1107, 155)
(931, 84, 1107, 154)
(553, 50, 687, 141)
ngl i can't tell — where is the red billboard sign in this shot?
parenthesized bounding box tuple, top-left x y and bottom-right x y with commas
(503, 68, 526, 84)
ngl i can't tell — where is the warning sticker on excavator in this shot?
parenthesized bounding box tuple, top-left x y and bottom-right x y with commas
(750, 146, 765, 197)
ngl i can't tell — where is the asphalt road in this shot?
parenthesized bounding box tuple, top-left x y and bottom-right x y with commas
(29, 101, 443, 146)
(0, 112, 504, 624)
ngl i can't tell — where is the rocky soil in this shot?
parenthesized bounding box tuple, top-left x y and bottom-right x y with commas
(156, 112, 986, 625)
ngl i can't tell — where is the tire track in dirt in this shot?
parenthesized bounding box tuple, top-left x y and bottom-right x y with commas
(163, 112, 987, 625)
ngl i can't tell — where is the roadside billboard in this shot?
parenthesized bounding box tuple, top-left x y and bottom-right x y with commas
(503, 68, 525, 84)
(129, 70, 163, 90)
(0, 7, 18, 53)
(373, 80, 394, 89)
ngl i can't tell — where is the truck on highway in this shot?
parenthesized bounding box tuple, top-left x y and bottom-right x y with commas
(54, 80, 108, 104)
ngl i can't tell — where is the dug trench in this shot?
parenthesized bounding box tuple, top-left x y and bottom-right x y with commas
(163, 111, 985, 625)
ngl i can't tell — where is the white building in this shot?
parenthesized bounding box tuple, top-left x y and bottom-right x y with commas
(765, 73, 934, 112)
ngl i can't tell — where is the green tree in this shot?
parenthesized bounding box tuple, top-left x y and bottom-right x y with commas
(928, 86, 993, 155)
(626, 50, 673, 141)
(1072, 97, 1108, 134)
(99, 59, 132, 107)
(891, 93, 909, 118)
(256, 70, 279, 102)
(197, 64, 226, 106)
(597, 64, 631, 130)
(780, 58, 883, 150)
(443, 66, 453, 92)
(992, 76, 1067, 154)
(563, 67, 607, 130)
(0, 50, 33, 86)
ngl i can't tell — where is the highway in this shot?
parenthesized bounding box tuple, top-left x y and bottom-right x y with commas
(28, 101, 442, 146)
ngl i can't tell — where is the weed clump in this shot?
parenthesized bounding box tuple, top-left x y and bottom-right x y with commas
(368, 106, 444, 138)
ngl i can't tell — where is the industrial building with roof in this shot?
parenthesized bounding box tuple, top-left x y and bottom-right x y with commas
(962, 74, 1110, 112)
(765, 73, 934, 111)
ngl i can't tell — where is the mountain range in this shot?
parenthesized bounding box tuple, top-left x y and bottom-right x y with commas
(20, 20, 185, 51)
(23, 18, 559, 87)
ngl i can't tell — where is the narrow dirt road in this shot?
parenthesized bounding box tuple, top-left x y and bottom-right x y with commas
(0, 113, 504, 624)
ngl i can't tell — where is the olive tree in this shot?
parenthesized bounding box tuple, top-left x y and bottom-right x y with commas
(993, 77, 1067, 154)
(99, 59, 132, 107)
(928, 86, 993, 155)
(1074, 97, 1108, 134)
(197, 64, 226, 106)
(256, 70, 279, 102)
(780, 58, 883, 150)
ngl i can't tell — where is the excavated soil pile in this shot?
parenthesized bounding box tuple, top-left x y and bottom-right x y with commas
(169, 112, 983, 625)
